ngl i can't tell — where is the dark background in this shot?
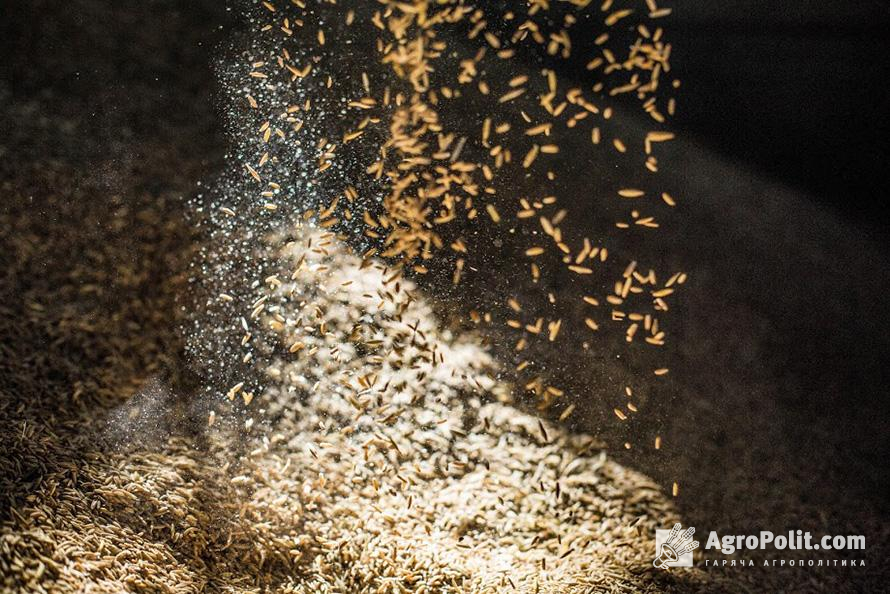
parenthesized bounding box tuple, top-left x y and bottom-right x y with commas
(672, 1, 890, 239)
(4, 1, 890, 236)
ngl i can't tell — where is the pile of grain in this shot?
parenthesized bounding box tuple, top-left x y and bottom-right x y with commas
(1, 1, 709, 591)
(2, 227, 713, 593)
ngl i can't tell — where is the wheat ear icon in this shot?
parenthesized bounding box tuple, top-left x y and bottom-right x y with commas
(653, 523, 699, 569)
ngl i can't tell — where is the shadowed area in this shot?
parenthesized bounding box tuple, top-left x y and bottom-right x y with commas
(0, 1, 229, 507)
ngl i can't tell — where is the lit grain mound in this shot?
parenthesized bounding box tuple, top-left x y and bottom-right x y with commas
(1, 226, 711, 593)
(249, 227, 688, 592)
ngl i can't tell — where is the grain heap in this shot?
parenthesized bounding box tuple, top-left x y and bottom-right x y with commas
(2, 226, 713, 592)
(1, 0, 705, 591)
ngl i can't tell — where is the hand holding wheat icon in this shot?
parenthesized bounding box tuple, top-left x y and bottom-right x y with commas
(654, 523, 699, 569)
